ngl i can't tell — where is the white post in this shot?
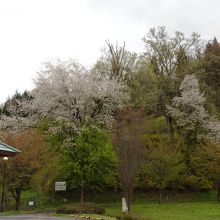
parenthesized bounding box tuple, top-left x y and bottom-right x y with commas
(122, 197, 128, 213)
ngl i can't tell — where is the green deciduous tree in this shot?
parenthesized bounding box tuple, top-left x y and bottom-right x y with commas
(138, 133, 184, 204)
(128, 61, 160, 115)
(200, 38, 220, 116)
(60, 126, 117, 203)
(143, 26, 201, 141)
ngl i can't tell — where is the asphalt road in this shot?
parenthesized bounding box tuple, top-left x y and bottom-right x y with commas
(0, 214, 76, 220)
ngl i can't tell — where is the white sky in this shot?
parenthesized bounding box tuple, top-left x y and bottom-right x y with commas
(1, 0, 220, 103)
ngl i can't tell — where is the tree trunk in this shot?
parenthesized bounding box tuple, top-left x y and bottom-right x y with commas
(185, 133, 192, 171)
(15, 190, 21, 211)
(9, 188, 21, 211)
(80, 184, 84, 203)
(1, 162, 7, 212)
(217, 183, 220, 202)
(126, 194, 130, 213)
(159, 189, 163, 204)
(167, 116, 174, 142)
(125, 187, 132, 213)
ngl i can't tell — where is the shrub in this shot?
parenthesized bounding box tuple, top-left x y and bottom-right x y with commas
(119, 214, 151, 220)
(56, 202, 105, 214)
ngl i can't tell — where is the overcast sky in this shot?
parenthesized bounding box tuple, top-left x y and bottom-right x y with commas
(0, 0, 220, 103)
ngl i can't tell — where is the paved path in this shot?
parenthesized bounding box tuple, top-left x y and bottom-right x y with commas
(0, 214, 76, 220)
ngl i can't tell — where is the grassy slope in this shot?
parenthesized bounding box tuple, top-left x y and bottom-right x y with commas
(104, 202, 220, 220)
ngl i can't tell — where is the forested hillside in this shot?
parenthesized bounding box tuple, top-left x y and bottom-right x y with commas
(1, 27, 220, 211)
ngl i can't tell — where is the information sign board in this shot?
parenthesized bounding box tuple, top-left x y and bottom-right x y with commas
(55, 181, 66, 191)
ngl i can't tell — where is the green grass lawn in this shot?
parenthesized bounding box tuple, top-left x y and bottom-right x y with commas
(5, 190, 220, 220)
(103, 201, 220, 220)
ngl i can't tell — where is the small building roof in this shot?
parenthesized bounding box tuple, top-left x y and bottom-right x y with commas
(0, 141, 21, 157)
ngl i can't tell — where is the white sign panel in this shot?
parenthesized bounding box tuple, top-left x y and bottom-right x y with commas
(55, 181, 66, 191)
(29, 201, 34, 206)
(122, 197, 128, 213)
